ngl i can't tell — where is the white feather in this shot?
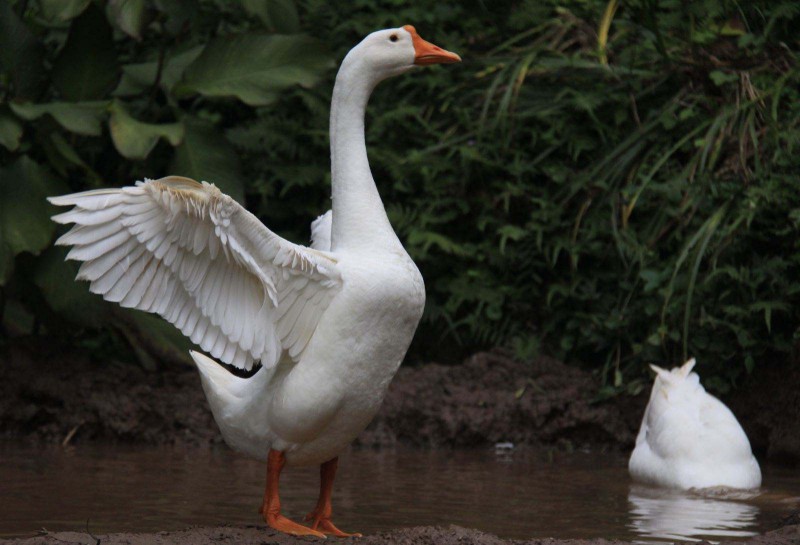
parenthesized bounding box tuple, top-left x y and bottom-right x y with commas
(49, 176, 342, 370)
(629, 358, 761, 489)
(310, 210, 333, 251)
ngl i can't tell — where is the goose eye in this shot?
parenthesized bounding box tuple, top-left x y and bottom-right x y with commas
(389, 34, 398, 42)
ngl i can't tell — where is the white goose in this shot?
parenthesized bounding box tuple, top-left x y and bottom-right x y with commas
(48, 26, 460, 538)
(629, 358, 761, 490)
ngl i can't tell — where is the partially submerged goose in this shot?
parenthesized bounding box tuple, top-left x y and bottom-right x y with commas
(629, 358, 761, 490)
(49, 26, 460, 537)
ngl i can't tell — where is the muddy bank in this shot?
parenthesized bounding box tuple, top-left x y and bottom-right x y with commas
(0, 341, 636, 451)
(726, 362, 800, 465)
(4, 523, 800, 545)
(0, 340, 219, 446)
(1, 339, 798, 463)
(357, 351, 636, 450)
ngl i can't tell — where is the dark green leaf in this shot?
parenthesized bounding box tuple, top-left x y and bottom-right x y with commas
(177, 33, 331, 106)
(48, 132, 101, 183)
(241, 0, 299, 32)
(37, 0, 91, 22)
(709, 70, 738, 86)
(0, 108, 23, 151)
(0, 2, 46, 99)
(0, 156, 66, 284)
(170, 117, 245, 202)
(153, 0, 195, 36)
(51, 4, 120, 101)
(33, 246, 108, 327)
(108, 100, 184, 159)
(10, 101, 109, 136)
(106, 0, 149, 41)
(114, 46, 204, 96)
(118, 309, 193, 368)
(0, 241, 11, 284)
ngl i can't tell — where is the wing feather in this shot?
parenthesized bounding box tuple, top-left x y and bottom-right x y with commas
(50, 176, 342, 370)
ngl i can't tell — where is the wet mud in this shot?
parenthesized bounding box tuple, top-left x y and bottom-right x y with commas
(4, 523, 800, 545)
(1, 339, 798, 464)
(356, 350, 636, 450)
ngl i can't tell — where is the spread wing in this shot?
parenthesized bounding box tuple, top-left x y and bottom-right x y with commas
(49, 176, 342, 370)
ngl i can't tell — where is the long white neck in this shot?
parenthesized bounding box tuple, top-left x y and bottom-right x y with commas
(329, 54, 401, 252)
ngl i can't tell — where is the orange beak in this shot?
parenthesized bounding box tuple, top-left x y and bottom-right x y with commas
(403, 25, 461, 65)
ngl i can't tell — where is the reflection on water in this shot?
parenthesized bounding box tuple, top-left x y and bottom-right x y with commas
(0, 444, 797, 542)
(629, 486, 759, 543)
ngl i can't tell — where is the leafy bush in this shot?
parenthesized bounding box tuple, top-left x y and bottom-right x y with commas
(499, 1, 797, 393)
(1, 0, 798, 393)
(465, 0, 800, 394)
(0, 0, 332, 364)
(266, 0, 800, 392)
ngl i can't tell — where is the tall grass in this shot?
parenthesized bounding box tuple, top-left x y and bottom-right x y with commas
(431, 0, 800, 391)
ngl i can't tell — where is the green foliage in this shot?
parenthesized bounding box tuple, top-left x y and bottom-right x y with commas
(10, 101, 108, 136)
(108, 99, 184, 159)
(466, 0, 800, 392)
(0, 156, 65, 283)
(241, 0, 299, 33)
(243, 0, 799, 390)
(0, 0, 330, 366)
(51, 4, 120, 101)
(177, 33, 331, 106)
(1, 0, 798, 392)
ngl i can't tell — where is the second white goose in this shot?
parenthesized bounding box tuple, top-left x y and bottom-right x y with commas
(629, 358, 761, 490)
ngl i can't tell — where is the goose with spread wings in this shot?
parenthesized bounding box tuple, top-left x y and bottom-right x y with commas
(49, 26, 460, 538)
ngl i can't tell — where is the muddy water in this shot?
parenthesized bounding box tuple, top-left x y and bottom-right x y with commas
(0, 445, 798, 542)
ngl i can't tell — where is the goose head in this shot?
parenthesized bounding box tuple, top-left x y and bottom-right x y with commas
(342, 25, 461, 82)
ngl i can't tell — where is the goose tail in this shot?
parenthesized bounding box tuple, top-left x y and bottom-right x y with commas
(190, 350, 274, 460)
(191, 350, 252, 397)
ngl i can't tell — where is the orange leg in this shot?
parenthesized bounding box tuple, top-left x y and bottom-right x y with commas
(260, 449, 325, 538)
(304, 457, 362, 538)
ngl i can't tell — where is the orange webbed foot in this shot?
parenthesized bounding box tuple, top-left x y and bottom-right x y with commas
(260, 449, 326, 538)
(266, 511, 327, 538)
(305, 511, 362, 538)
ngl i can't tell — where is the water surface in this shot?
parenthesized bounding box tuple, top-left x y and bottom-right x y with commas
(0, 445, 797, 542)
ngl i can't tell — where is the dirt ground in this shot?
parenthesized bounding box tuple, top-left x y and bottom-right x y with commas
(3, 522, 800, 545)
(1, 339, 798, 464)
(355, 350, 636, 450)
(726, 362, 800, 465)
